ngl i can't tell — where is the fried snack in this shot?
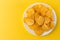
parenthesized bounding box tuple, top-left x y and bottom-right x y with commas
(46, 10, 54, 21)
(34, 13, 40, 21)
(29, 23, 39, 30)
(27, 8, 35, 17)
(44, 17, 51, 24)
(24, 4, 55, 35)
(35, 13, 43, 25)
(40, 5, 49, 16)
(24, 16, 34, 25)
(50, 22, 54, 29)
(42, 23, 51, 31)
(33, 4, 42, 12)
(35, 13, 44, 25)
(34, 27, 44, 35)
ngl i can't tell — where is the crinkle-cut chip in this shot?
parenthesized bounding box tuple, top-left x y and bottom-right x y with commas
(46, 10, 54, 21)
(24, 17, 34, 25)
(34, 27, 44, 35)
(44, 17, 51, 24)
(40, 6, 49, 16)
(50, 22, 54, 29)
(27, 8, 35, 16)
(29, 23, 39, 30)
(42, 23, 51, 31)
(35, 15, 44, 25)
(33, 4, 43, 12)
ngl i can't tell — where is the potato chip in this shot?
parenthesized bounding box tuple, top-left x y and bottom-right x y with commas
(44, 17, 51, 24)
(27, 8, 35, 16)
(46, 10, 54, 21)
(34, 27, 44, 35)
(42, 23, 51, 31)
(33, 4, 42, 12)
(50, 22, 54, 29)
(35, 15, 44, 25)
(35, 13, 40, 19)
(24, 17, 34, 25)
(40, 5, 49, 16)
(29, 23, 39, 30)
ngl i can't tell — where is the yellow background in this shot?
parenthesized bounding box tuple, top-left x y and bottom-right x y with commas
(0, 0, 60, 40)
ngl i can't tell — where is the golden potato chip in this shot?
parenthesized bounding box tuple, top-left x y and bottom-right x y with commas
(35, 15, 44, 25)
(40, 5, 49, 16)
(50, 22, 54, 29)
(44, 17, 51, 24)
(24, 17, 34, 25)
(46, 10, 54, 21)
(34, 13, 40, 19)
(34, 27, 44, 35)
(42, 23, 51, 31)
(29, 23, 39, 30)
(33, 4, 43, 12)
(29, 15, 34, 20)
(27, 8, 35, 16)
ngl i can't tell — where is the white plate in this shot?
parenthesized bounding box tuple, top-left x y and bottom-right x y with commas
(23, 2, 57, 36)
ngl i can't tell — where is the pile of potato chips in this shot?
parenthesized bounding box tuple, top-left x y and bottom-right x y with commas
(24, 4, 54, 35)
